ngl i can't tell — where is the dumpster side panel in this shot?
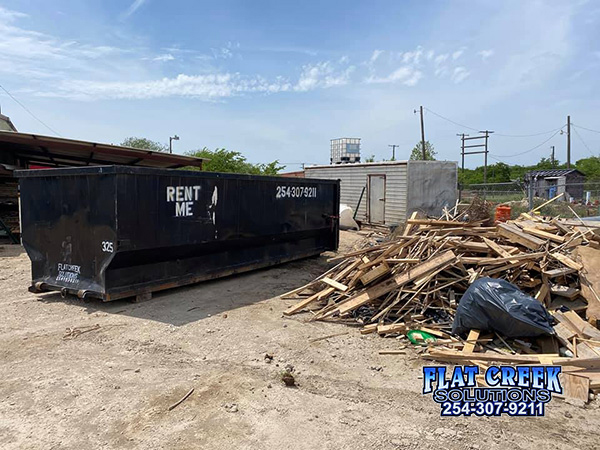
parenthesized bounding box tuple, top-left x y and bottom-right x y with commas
(19, 173, 117, 296)
(17, 167, 339, 301)
(104, 172, 339, 298)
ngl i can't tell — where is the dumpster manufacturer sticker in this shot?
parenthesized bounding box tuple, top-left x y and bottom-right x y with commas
(56, 263, 81, 284)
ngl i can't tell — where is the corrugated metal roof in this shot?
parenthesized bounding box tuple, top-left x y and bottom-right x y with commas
(0, 130, 205, 169)
(525, 169, 583, 178)
(0, 114, 17, 132)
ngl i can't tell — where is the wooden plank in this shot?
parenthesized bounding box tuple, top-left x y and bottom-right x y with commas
(554, 323, 575, 351)
(559, 310, 600, 340)
(542, 267, 577, 278)
(529, 192, 564, 213)
(321, 277, 348, 292)
(550, 252, 583, 271)
(360, 324, 378, 335)
(475, 252, 545, 266)
(576, 246, 600, 327)
(406, 218, 483, 227)
(283, 259, 361, 315)
(402, 211, 420, 236)
(534, 282, 550, 303)
(550, 285, 580, 299)
(563, 373, 590, 404)
(482, 237, 512, 258)
(328, 250, 457, 317)
(522, 226, 566, 243)
(377, 323, 407, 335)
(463, 329, 480, 354)
(576, 342, 600, 358)
(427, 349, 562, 364)
(497, 223, 545, 250)
(551, 357, 600, 370)
(360, 263, 390, 285)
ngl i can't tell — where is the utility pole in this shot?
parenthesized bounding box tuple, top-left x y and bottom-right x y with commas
(419, 106, 426, 159)
(480, 130, 494, 185)
(567, 115, 571, 169)
(550, 145, 555, 167)
(388, 144, 399, 160)
(459, 131, 492, 198)
(457, 133, 469, 201)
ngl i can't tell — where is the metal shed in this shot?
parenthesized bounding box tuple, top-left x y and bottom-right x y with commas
(524, 169, 585, 201)
(305, 160, 457, 225)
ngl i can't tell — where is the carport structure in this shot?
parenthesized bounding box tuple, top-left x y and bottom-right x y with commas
(0, 130, 206, 243)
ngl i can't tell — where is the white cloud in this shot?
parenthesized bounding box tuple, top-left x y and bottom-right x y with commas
(339, 55, 349, 64)
(402, 47, 423, 65)
(294, 62, 354, 92)
(452, 48, 465, 60)
(365, 66, 423, 86)
(370, 49, 384, 63)
(121, 0, 147, 20)
(452, 67, 470, 83)
(434, 53, 449, 65)
(43, 73, 294, 101)
(153, 53, 175, 62)
(478, 49, 494, 61)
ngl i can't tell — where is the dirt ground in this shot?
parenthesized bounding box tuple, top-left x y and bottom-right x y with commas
(1, 231, 599, 450)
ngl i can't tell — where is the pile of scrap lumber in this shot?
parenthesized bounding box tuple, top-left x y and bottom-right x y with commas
(281, 203, 600, 404)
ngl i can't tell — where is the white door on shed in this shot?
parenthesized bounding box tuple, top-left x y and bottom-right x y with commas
(368, 175, 386, 223)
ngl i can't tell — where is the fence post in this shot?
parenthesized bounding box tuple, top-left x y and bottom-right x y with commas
(528, 182, 534, 211)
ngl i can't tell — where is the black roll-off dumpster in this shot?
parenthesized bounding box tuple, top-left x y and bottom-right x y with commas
(16, 166, 339, 301)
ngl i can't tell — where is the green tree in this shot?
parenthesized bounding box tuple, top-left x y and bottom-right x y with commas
(575, 156, 600, 180)
(121, 137, 168, 152)
(410, 141, 437, 161)
(187, 147, 285, 175)
(365, 154, 375, 163)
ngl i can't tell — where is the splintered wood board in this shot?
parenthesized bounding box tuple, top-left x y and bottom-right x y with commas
(497, 223, 545, 250)
(563, 373, 590, 403)
(321, 277, 348, 292)
(463, 329, 480, 354)
(331, 250, 457, 316)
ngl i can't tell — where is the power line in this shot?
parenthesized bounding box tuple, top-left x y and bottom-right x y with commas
(489, 127, 565, 158)
(571, 126, 596, 157)
(424, 107, 563, 137)
(0, 83, 61, 136)
(572, 123, 600, 134)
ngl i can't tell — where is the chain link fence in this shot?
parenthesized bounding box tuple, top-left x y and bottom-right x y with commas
(460, 181, 600, 218)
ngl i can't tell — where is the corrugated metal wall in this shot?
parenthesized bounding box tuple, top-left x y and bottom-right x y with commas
(305, 163, 408, 224)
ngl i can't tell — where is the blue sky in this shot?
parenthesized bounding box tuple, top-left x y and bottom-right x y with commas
(1, 0, 600, 170)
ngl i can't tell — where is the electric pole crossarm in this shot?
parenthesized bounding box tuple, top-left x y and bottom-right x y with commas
(462, 135, 487, 141)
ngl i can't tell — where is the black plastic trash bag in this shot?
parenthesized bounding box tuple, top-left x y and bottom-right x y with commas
(452, 277, 555, 338)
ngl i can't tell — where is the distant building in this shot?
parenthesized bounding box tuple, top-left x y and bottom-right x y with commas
(524, 168, 585, 201)
(331, 138, 361, 164)
(280, 170, 305, 178)
(305, 160, 457, 225)
(0, 111, 17, 132)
